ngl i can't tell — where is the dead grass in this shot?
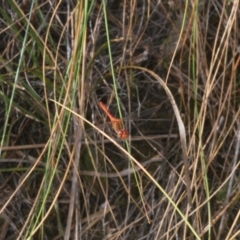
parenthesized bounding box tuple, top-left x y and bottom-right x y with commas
(0, 0, 240, 239)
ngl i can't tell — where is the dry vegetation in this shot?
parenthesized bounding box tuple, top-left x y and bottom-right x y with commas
(0, 0, 240, 239)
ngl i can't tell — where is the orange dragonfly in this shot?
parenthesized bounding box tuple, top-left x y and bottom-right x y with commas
(98, 101, 129, 140)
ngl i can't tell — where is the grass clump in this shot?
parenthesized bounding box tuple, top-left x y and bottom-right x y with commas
(0, 1, 240, 239)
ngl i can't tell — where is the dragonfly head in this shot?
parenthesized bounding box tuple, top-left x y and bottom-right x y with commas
(118, 129, 129, 140)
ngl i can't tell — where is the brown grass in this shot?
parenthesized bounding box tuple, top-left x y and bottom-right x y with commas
(0, 0, 240, 239)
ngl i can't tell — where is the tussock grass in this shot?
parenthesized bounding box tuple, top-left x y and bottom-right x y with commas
(0, 1, 240, 239)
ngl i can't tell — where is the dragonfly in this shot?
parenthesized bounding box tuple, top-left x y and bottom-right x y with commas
(80, 101, 175, 144)
(96, 101, 168, 141)
(98, 101, 129, 140)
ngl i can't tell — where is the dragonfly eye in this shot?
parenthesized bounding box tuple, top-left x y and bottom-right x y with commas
(118, 129, 129, 139)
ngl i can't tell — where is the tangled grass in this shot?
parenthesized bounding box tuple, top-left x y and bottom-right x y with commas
(0, 0, 240, 239)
